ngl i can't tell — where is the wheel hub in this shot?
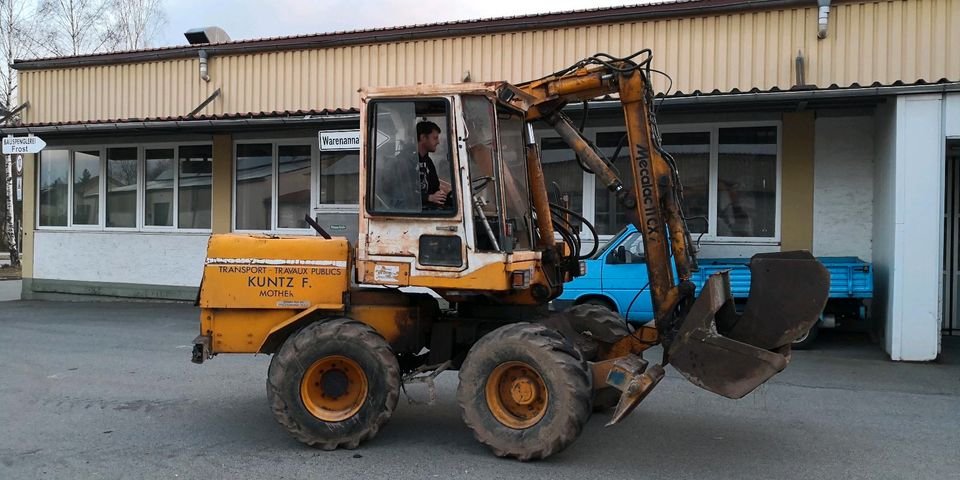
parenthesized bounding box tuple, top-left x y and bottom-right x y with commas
(485, 361, 548, 429)
(300, 355, 368, 422)
(320, 369, 349, 399)
(510, 377, 538, 405)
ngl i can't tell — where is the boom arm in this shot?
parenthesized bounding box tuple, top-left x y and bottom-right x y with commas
(515, 53, 698, 335)
(510, 52, 830, 421)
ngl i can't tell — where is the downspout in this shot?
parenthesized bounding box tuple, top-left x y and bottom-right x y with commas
(198, 49, 211, 82)
(817, 0, 831, 39)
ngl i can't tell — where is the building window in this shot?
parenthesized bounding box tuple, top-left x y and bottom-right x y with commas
(234, 141, 314, 231)
(73, 150, 100, 225)
(37, 144, 212, 231)
(717, 126, 777, 238)
(235, 143, 272, 230)
(144, 148, 175, 227)
(319, 152, 359, 205)
(593, 132, 633, 235)
(540, 137, 584, 218)
(277, 145, 311, 229)
(178, 146, 213, 229)
(662, 132, 710, 234)
(106, 147, 138, 228)
(564, 122, 779, 242)
(38, 149, 69, 227)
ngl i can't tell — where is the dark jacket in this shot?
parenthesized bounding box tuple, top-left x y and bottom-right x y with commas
(419, 153, 441, 205)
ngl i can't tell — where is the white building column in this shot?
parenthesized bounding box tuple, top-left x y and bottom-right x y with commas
(874, 94, 945, 361)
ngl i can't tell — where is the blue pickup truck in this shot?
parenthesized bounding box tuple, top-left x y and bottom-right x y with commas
(553, 225, 873, 347)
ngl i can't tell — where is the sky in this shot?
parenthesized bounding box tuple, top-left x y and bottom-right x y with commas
(159, 0, 649, 46)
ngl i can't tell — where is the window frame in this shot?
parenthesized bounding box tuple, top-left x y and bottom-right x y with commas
(232, 138, 316, 234)
(35, 141, 214, 233)
(541, 119, 782, 245)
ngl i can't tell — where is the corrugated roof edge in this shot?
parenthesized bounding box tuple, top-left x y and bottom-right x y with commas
(7, 79, 959, 132)
(9, 107, 360, 128)
(12, 0, 818, 70)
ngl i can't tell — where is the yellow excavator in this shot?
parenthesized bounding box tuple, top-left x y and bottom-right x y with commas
(192, 50, 830, 460)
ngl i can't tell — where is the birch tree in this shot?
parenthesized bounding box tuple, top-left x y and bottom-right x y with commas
(0, 0, 44, 267)
(108, 0, 166, 51)
(38, 0, 113, 56)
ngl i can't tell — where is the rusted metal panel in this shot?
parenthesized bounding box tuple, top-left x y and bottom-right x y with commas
(15, 0, 960, 125)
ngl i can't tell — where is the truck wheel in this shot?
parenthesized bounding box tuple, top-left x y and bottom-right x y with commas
(565, 304, 631, 410)
(267, 318, 400, 450)
(457, 323, 592, 461)
(792, 320, 821, 350)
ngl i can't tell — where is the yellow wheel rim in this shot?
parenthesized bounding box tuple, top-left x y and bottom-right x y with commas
(300, 355, 368, 422)
(485, 361, 548, 429)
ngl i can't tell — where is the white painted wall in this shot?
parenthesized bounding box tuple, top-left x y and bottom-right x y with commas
(873, 95, 944, 361)
(813, 116, 874, 261)
(873, 102, 897, 359)
(33, 231, 210, 287)
(894, 95, 943, 361)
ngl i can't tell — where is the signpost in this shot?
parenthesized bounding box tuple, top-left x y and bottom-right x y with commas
(2, 135, 43, 266)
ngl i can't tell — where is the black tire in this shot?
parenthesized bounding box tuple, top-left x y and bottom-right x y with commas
(565, 303, 631, 411)
(792, 320, 820, 350)
(267, 318, 400, 450)
(457, 323, 592, 461)
(565, 303, 630, 347)
(581, 297, 617, 312)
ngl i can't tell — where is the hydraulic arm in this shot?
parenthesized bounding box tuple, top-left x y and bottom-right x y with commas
(513, 51, 831, 419)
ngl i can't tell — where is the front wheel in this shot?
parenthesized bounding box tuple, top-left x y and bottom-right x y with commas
(457, 323, 592, 461)
(267, 318, 400, 450)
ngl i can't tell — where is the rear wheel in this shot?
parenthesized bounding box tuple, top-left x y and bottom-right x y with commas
(267, 318, 400, 450)
(457, 323, 592, 461)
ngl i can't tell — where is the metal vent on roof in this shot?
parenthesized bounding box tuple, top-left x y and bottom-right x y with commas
(184, 26, 231, 45)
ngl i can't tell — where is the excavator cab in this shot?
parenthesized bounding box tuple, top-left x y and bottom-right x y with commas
(356, 87, 559, 303)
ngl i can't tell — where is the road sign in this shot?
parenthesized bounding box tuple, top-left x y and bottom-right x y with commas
(319, 130, 360, 151)
(2, 135, 46, 154)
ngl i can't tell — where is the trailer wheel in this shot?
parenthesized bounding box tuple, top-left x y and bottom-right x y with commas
(457, 323, 592, 461)
(267, 318, 400, 450)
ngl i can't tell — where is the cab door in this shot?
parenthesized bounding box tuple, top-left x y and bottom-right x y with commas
(358, 97, 469, 285)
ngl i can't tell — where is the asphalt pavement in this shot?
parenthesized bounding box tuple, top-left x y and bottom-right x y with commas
(0, 300, 958, 480)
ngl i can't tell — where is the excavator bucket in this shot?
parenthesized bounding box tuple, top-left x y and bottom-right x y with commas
(667, 251, 830, 399)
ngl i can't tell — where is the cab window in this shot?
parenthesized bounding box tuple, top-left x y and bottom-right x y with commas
(367, 99, 456, 216)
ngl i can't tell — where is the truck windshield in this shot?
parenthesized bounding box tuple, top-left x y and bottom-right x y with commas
(591, 225, 629, 259)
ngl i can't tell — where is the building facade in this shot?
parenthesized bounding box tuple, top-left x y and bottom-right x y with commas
(5, 0, 959, 361)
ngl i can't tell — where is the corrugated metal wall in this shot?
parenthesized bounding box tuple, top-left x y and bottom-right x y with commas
(18, 0, 960, 125)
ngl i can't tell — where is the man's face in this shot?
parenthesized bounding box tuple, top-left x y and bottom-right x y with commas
(420, 131, 440, 153)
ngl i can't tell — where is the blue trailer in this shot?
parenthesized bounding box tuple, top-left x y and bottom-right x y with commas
(553, 225, 873, 347)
